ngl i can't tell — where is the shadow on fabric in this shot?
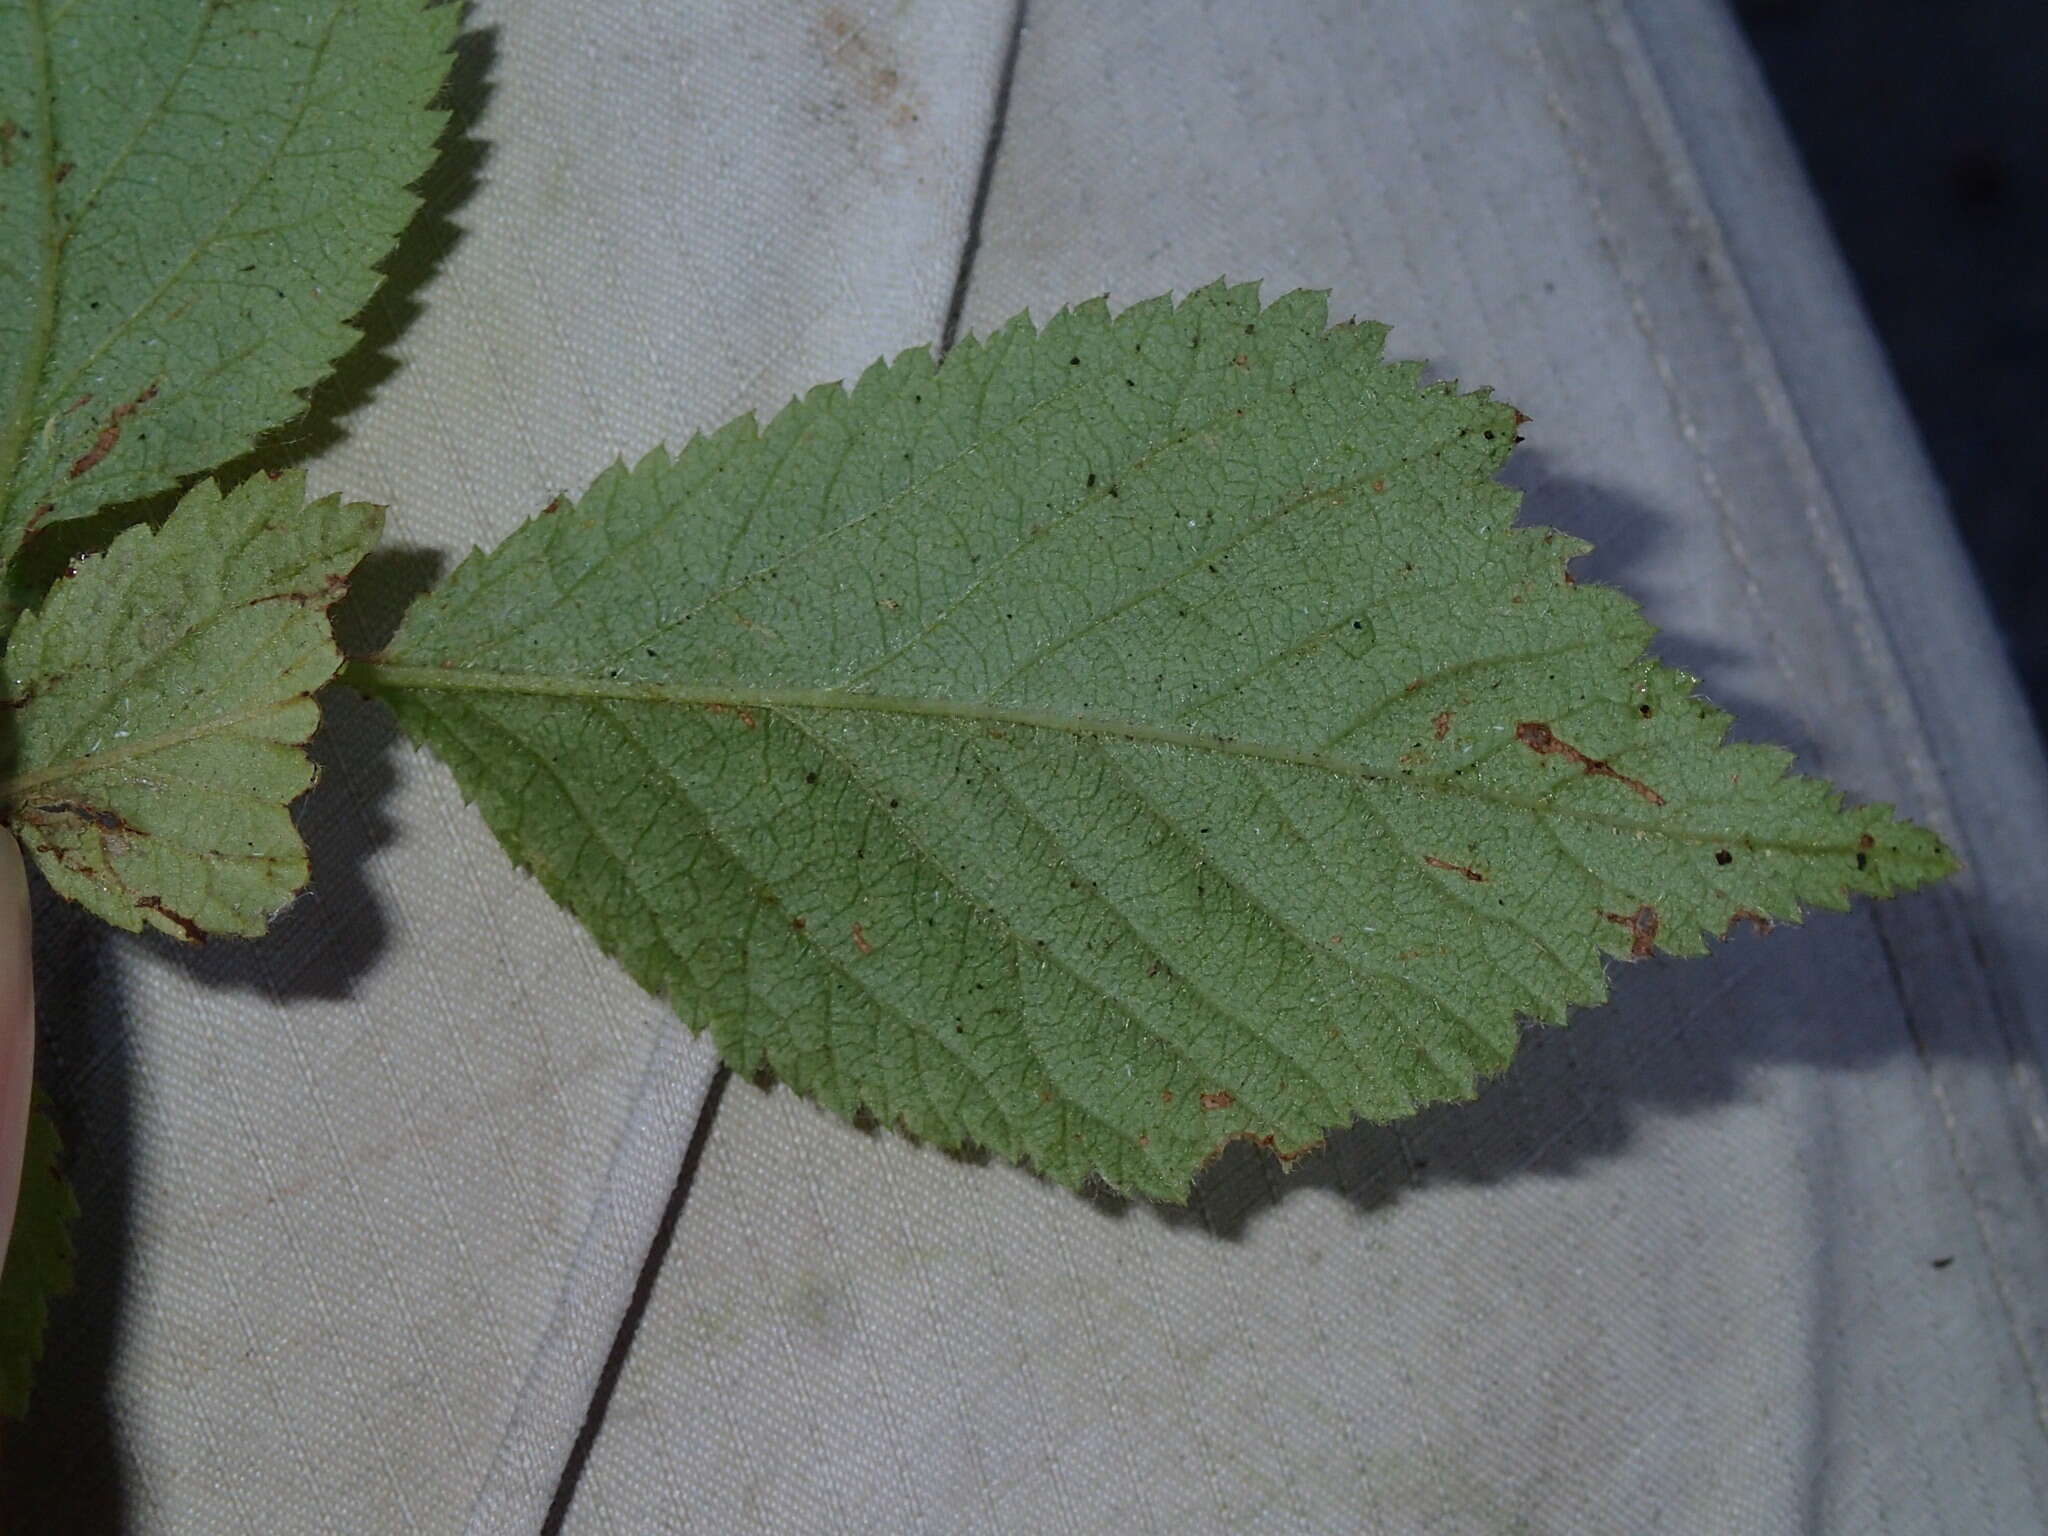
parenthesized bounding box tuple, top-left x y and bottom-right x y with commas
(0, 25, 496, 1526)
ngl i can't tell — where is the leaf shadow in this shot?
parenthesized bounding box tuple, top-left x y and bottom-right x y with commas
(1083, 465, 2009, 1240)
(0, 895, 134, 1530)
(152, 544, 447, 1003)
(0, 23, 492, 1521)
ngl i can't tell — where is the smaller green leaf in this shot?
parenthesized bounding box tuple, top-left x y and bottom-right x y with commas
(0, 472, 380, 938)
(0, 1097, 75, 1419)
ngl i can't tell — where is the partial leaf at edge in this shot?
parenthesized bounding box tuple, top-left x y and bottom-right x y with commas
(0, 1098, 75, 1418)
(1, 472, 381, 939)
(355, 284, 1956, 1201)
(0, 0, 453, 620)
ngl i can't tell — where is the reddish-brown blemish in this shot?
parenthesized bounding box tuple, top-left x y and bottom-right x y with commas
(1725, 909, 1773, 939)
(539, 496, 564, 516)
(736, 708, 757, 729)
(245, 569, 347, 610)
(1515, 721, 1665, 805)
(1160, 1089, 1174, 1105)
(68, 383, 157, 480)
(1511, 408, 1532, 428)
(27, 800, 133, 835)
(1604, 905, 1660, 960)
(1232, 352, 1249, 368)
(1198, 1091, 1235, 1112)
(53, 161, 72, 183)
(789, 916, 806, 932)
(850, 922, 873, 956)
(1371, 478, 1387, 494)
(137, 895, 206, 945)
(1431, 709, 1452, 741)
(1424, 854, 1486, 882)
(1237, 1131, 1321, 1167)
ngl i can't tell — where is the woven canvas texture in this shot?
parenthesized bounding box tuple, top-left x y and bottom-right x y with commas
(560, 2, 2048, 1533)
(4, 1, 1010, 1529)
(10, 1, 2048, 1531)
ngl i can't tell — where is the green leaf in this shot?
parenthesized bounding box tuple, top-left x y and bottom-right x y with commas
(351, 284, 1956, 1201)
(1, 471, 381, 939)
(0, 0, 452, 618)
(0, 1097, 75, 1419)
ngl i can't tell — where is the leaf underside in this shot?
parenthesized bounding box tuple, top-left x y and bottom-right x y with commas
(359, 284, 1955, 1201)
(0, 1099, 75, 1418)
(0, 0, 453, 626)
(2, 472, 381, 939)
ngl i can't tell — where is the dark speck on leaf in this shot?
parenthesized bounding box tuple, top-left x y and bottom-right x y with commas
(1715, 849, 1733, 866)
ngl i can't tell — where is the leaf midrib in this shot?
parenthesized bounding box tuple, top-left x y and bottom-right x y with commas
(0, 691, 311, 803)
(348, 659, 1867, 855)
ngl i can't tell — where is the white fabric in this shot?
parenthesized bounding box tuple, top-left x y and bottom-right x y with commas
(560, 2, 2048, 1533)
(13, 1, 1010, 1530)
(16, 1, 2048, 1531)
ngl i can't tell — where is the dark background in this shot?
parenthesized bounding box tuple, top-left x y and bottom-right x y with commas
(1737, 0, 2047, 734)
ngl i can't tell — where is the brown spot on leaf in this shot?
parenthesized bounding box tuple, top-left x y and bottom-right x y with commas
(1604, 904, 1660, 960)
(1715, 849, 1733, 866)
(789, 916, 806, 932)
(1424, 854, 1486, 882)
(1725, 909, 1773, 939)
(1232, 352, 1249, 368)
(137, 896, 206, 945)
(68, 383, 157, 480)
(850, 922, 873, 956)
(1371, 478, 1387, 494)
(1431, 709, 1452, 741)
(53, 160, 72, 183)
(1160, 1089, 1174, 1105)
(539, 496, 564, 516)
(1198, 1091, 1235, 1112)
(246, 569, 348, 610)
(1515, 721, 1665, 805)
(25, 800, 132, 835)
